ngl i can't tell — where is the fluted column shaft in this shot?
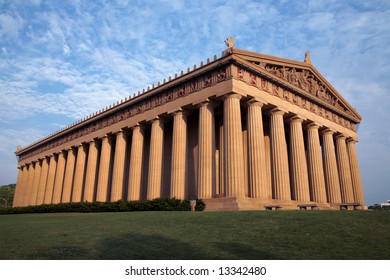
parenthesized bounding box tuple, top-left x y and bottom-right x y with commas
(13, 165, 26, 207)
(198, 102, 215, 198)
(128, 126, 144, 201)
(306, 124, 327, 203)
(289, 117, 310, 201)
(62, 148, 76, 203)
(72, 145, 87, 202)
(44, 154, 57, 204)
(52, 152, 66, 204)
(147, 118, 164, 199)
(264, 134, 272, 193)
(336, 135, 354, 203)
(36, 158, 49, 205)
(347, 139, 365, 204)
(321, 129, 342, 203)
(96, 136, 111, 202)
(224, 94, 245, 197)
(170, 111, 187, 199)
(83, 140, 99, 202)
(270, 109, 291, 200)
(111, 130, 127, 201)
(247, 101, 270, 198)
(30, 161, 42, 205)
(22, 163, 35, 206)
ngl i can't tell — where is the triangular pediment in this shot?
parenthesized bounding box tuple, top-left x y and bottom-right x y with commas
(230, 48, 361, 122)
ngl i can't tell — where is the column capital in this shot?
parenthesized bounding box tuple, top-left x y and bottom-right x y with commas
(287, 114, 306, 123)
(197, 99, 217, 109)
(269, 107, 287, 116)
(335, 133, 347, 140)
(113, 129, 124, 135)
(247, 100, 264, 108)
(346, 137, 358, 143)
(320, 127, 336, 135)
(305, 121, 321, 130)
(168, 108, 190, 117)
(247, 96, 268, 107)
(148, 116, 168, 125)
(223, 93, 242, 100)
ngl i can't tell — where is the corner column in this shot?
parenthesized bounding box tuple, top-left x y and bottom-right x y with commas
(346, 139, 365, 204)
(52, 151, 66, 204)
(336, 134, 354, 203)
(321, 129, 342, 203)
(147, 118, 164, 199)
(72, 144, 87, 202)
(247, 101, 270, 198)
(224, 94, 245, 197)
(111, 130, 127, 201)
(13, 165, 27, 207)
(96, 135, 112, 202)
(269, 108, 291, 200)
(84, 140, 100, 202)
(61, 148, 76, 203)
(306, 123, 327, 203)
(288, 116, 310, 201)
(170, 110, 187, 200)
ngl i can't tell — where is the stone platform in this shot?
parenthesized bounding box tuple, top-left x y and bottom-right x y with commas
(203, 197, 366, 211)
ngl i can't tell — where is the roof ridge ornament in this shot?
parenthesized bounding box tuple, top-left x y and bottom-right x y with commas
(225, 36, 234, 49)
(304, 51, 312, 64)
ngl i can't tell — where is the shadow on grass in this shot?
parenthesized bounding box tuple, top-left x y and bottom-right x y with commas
(26, 233, 276, 260)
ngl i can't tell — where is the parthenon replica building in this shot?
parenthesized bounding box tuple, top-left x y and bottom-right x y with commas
(13, 40, 365, 210)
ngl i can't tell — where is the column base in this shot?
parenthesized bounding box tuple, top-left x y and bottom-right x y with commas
(202, 197, 367, 211)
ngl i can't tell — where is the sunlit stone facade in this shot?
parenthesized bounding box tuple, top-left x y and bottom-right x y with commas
(13, 42, 365, 210)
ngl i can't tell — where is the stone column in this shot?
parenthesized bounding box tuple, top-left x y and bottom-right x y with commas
(52, 151, 66, 204)
(30, 160, 42, 205)
(44, 154, 58, 204)
(62, 148, 76, 203)
(111, 130, 127, 201)
(335, 134, 354, 203)
(218, 121, 224, 196)
(12, 166, 24, 207)
(224, 94, 245, 197)
(96, 135, 112, 202)
(147, 118, 164, 199)
(36, 157, 49, 205)
(269, 108, 291, 200)
(127, 126, 144, 201)
(170, 110, 187, 200)
(22, 162, 35, 206)
(264, 133, 272, 193)
(247, 101, 270, 198)
(306, 123, 327, 203)
(288, 116, 310, 202)
(83, 140, 99, 202)
(20, 165, 30, 206)
(72, 144, 87, 202)
(347, 139, 365, 204)
(321, 129, 342, 203)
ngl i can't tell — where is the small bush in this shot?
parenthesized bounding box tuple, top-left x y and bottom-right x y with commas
(0, 197, 206, 215)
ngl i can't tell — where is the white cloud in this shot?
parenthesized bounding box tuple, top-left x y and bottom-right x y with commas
(0, 12, 24, 40)
(63, 44, 70, 55)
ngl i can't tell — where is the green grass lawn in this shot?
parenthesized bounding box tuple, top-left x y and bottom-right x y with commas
(0, 211, 389, 260)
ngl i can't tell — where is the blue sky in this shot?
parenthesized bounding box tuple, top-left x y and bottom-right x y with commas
(0, 0, 389, 205)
